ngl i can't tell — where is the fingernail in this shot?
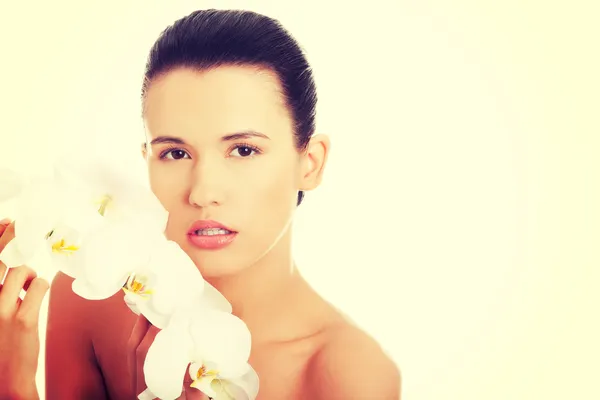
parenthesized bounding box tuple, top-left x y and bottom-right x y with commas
(0, 218, 11, 225)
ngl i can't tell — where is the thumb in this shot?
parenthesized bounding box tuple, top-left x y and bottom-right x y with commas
(0, 219, 11, 236)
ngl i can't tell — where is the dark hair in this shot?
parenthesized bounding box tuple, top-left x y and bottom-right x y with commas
(141, 9, 318, 206)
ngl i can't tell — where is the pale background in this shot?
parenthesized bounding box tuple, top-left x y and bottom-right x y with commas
(1, 1, 599, 399)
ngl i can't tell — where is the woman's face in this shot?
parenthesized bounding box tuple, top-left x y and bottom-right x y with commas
(142, 66, 309, 277)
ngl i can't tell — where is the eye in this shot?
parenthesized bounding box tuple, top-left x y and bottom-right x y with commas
(229, 144, 260, 158)
(160, 148, 191, 160)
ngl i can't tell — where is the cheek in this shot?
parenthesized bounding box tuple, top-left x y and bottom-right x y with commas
(147, 163, 189, 211)
(244, 158, 298, 215)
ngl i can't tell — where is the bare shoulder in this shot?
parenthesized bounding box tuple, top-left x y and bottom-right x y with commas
(305, 321, 402, 400)
(46, 272, 109, 398)
(47, 271, 102, 345)
(46, 272, 137, 399)
(48, 271, 135, 330)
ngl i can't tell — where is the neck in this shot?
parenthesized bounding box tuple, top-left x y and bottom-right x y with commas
(204, 229, 329, 344)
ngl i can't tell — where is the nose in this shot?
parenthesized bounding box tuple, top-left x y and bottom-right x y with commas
(187, 159, 226, 208)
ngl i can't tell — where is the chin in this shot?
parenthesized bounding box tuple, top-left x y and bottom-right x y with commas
(186, 249, 250, 278)
(171, 232, 270, 278)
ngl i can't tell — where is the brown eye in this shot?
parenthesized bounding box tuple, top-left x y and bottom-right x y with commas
(229, 145, 259, 158)
(161, 149, 191, 160)
(237, 146, 253, 157)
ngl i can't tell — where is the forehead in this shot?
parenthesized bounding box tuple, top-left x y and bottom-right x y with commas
(143, 66, 293, 139)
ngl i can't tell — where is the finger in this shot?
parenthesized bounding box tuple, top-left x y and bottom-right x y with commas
(128, 314, 151, 395)
(136, 324, 161, 394)
(18, 277, 50, 321)
(0, 221, 15, 253)
(0, 260, 6, 284)
(0, 266, 37, 310)
(0, 222, 16, 284)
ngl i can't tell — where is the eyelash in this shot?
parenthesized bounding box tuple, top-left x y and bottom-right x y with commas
(231, 142, 262, 158)
(158, 143, 262, 160)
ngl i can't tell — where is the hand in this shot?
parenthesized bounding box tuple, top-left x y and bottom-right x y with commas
(0, 220, 49, 400)
(128, 314, 204, 399)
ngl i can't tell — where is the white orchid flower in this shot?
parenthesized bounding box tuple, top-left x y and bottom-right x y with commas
(124, 276, 233, 329)
(120, 239, 231, 329)
(189, 361, 259, 400)
(51, 156, 168, 286)
(0, 178, 59, 268)
(71, 228, 227, 329)
(1, 155, 168, 277)
(142, 309, 257, 400)
(0, 176, 93, 275)
(52, 156, 167, 232)
(0, 167, 24, 203)
(0, 155, 165, 272)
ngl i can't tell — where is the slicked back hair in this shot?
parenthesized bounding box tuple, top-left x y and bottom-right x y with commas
(142, 9, 318, 206)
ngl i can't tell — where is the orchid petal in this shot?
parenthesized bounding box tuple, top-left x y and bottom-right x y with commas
(53, 156, 119, 202)
(79, 222, 152, 297)
(210, 379, 239, 400)
(44, 222, 85, 278)
(137, 388, 157, 400)
(135, 298, 170, 329)
(167, 307, 194, 331)
(54, 157, 168, 231)
(190, 375, 218, 398)
(0, 239, 26, 268)
(144, 323, 193, 400)
(121, 267, 176, 328)
(115, 184, 168, 232)
(61, 197, 106, 235)
(189, 310, 252, 376)
(123, 293, 141, 315)
(224, 365, 260, 400)
(188, 362, 203, 383)
(199, 281, 232, 313)
(13, 182, 62, 261)
(72, 268, 129, 301)
(147, 241, 205, 317)
(48, 250, 82, 279)
(188, 362, 219, 398)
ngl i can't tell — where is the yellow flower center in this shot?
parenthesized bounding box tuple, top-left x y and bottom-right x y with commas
(50, 237, 80, 254)
(122, 273, 153, 297)
(96, 194, 113, 216)
(196, 364, 220, 380)
(191, 365, 224, 397)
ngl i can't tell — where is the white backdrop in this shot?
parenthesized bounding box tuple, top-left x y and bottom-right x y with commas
(1, 1, 599, 399)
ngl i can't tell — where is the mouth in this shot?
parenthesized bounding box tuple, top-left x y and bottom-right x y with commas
(187, 220, 238, 250)
(190, 228, 234, 236)
(187, 220, 237, 235)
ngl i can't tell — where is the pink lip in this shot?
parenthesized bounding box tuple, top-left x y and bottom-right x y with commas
(187, 220, 238, 250)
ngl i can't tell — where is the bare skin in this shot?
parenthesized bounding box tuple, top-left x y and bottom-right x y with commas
(0, 221, 49, 400)
(47, 272, 399, 400)
(23, 65, 400, 399)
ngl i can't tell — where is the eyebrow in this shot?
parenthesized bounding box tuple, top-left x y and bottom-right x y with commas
(149, 130, 270, 146)
(222, 131, 270, 141)
(149, 136, 186, 146)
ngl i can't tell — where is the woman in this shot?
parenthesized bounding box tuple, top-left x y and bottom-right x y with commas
(0, 9, 400, 400)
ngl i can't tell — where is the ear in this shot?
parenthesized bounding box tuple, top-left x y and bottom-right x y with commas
(299, 134, 331, 192)
(141, 142, 148, 160)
